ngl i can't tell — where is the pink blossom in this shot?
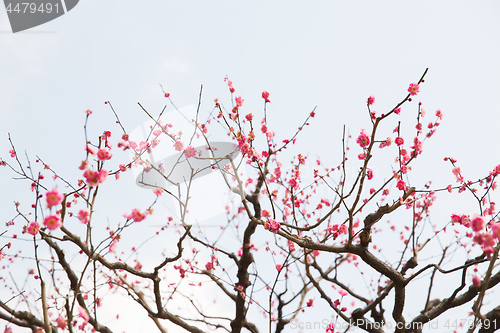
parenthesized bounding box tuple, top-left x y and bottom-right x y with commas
(78, 305, 89, 323)
(338, 289, 348, 297)
(484, 246, 495, 254)
(474, 233, 484, 245)
(44, 215, 62, 231)
(264, 219, 281, 233)
(366, 169, 373, 180)
(27, 221, 41, 236)
(397, 180, 406, 191)
(153, 188, 163, 196)
(109, 239, 118, 253)
(461, 215, 471, 227)
(395, 137, 404, 146)
(83, 169, 108, 187)
(85, 144, 96, 155)
(235, 96, 244, 107)
(151, 139, 160, 148)
(306, 299, 313, 307)
(4, 328, 12, 333)
(400, 149, 410, 163)
(78, 160, 89, 170)
(379, 137, 392, 148)
(492, 165, 500, 176)
(472, 275, 481, 287)
(56, 316, 67, 329)
(276, 264, 283, 271)
(326, 323, 335, 333)
(8, 149, 16, 157)
(261, 124, 268, 134)
(450, 214, 462, 224)
(356, 129, 370, 148)
(481, 232, 496, 249)
(358, 153, 366, 160)
(205, 262, 214, 270)
(367, 96, 375, 106)
(288, 177, 299, 190)
(117, 140, 127, 149)
(262, 91, 271, 103)
(245, 113, 253, 121)
(408, 83, 420, 96)
(173, 140, 185, 151)
(239, 142, 250, 154)
(484, 202, 495, 216)
(98, 170, 108, 183)
(411, 137, 423, 156)
(471, 215, 485, 232)
(394, 108, 401, 115)
(491, 223, 500, 240)
(127, 208, 147, 222)
(185, 146, 197, 158)
(436, 110, 443, 119)
(46, 188, 63, 208)
(78, 208, 90, 224)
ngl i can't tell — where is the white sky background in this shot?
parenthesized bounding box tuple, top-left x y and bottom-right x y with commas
(1, 1, 500, 332)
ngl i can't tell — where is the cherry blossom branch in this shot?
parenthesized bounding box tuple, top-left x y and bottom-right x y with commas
(105, 101, 127, 134)
(268, 253, 291, 331)
(201, 271, 237, 302)
(468, 244, 500, 333)
(405, 252, 487, 285)
(115, 276, 169, 333)
(379, 68, 429, 121)
(422, 246, 448, 313)
(33, 236, 51, 333)
(406, 260, 500, 333)
(36, 156, 88, 203)
(478, 306, 500, 333)
(0, 303, 57, 332)
(40, 232, 113, 333)
(309, 259, 371, 305)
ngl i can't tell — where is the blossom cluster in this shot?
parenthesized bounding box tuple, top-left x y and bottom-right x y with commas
(5, 75, 500, 333)
(264, 219, 281, 233)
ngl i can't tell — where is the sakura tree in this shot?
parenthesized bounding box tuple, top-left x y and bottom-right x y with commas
(1, 69, 500, 333)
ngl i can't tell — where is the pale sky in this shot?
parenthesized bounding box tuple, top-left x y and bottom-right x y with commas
(1, 1, 500, 332)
